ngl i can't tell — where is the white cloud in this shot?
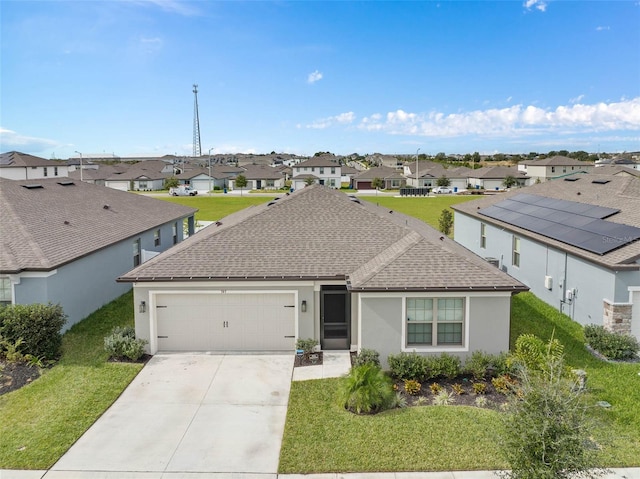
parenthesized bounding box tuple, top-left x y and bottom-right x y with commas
(595, 26, 610, 31)
(307, 70, 323, 84)
(569, 94, 585, 104)
(524, 0, 547, 12)
(303, 112, 355, 129)
(356, 98, 640, 138)
(130, 0, 200, 16)
(0, 128, 59, 152)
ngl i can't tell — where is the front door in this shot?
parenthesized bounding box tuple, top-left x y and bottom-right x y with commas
(320, 286, 350, 350)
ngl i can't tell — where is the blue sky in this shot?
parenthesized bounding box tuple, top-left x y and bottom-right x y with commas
(1, 0, 639, 158)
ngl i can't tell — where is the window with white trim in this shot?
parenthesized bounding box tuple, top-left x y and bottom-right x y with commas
(406, 297, 464, 347)
(0, 278, 12, 306)
(133, 239, 141, 267)
(512, 236, 521, 267)
(480, 223, 487, 249)
(43, 167, 48, 177)
(172, 222, 178, 244)
(154, 229, 161, 246)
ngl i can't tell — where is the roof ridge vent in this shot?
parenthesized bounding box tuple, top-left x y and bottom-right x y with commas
(22, 184, 43, 189)
(57, 180, 75, 186)
(592, 179, 610, 184)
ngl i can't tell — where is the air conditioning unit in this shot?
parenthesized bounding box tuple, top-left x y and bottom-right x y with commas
(544, 275, 553, 290)
(485, 257, 500, 268)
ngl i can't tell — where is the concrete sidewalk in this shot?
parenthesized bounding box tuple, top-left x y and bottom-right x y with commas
(2, 468, 640, 479)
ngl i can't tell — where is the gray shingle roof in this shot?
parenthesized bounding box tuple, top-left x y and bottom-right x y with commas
(0, 151, 66, 168)
(520, 156, 594, 166)
(0, 178, 197, 273)
(295, 157, 340, 168)
(119, 185, 527, 292)
(452, 174, 640, 269)
(354, 166, 404, 180)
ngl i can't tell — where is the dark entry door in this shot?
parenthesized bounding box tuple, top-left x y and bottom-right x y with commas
(321, 286, 350, 350)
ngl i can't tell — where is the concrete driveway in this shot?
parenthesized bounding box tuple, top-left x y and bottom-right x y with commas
(49, 354, 293, 477)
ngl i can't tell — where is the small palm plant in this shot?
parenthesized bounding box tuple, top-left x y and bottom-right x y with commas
(338, 364, 395, 414)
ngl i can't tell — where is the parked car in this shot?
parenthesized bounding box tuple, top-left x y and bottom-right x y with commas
(169, 185, 198, 196)
(433, 186, 453, 194)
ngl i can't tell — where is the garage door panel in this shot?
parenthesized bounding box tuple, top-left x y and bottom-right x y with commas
(156, 293, 295, 352)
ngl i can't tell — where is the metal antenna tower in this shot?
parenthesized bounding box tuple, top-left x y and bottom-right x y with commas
(192, 84, 202, 157)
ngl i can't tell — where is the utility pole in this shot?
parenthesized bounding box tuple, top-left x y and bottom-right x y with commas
(193, 84, 202, 158)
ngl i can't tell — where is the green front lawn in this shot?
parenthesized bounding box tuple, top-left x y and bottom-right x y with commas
(362, 196, 479, 228)
(0, 291, 142, 469)
(160, 195, 272, 222)
(279, 292, 640, 473)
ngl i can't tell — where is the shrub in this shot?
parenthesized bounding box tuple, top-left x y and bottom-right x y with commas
(0, 303, 66, 360)
(338, 364, 395, 414)
(428, 353, 462, 379)
(0, 336, 25, 362)
(472, 382, 487, 395)
(474, 396, 489, 408)
(295, 338, 319, 354)
(451, 383, 464, 395)
(387, 352, 428, 381)
(492, 374, 518, 395)
(498, 354, 605, 479)
(391, 392, 408, 409)
(404, 379, 421, 395)
(429, 382, 443, 395)
(104, 326, 147, 361)
(508, 333, 563, 373)
(433, 389, 455, 406)
(353, 348, 380, 368)
(584, 324, 640, 361)
(465, 350, 503, 380)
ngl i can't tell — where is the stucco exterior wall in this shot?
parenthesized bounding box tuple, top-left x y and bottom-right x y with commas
(359, 292, 513, 369)
(12, 219, 188, 331)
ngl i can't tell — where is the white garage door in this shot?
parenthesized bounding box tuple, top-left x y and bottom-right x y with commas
(155, 292, 296, 352)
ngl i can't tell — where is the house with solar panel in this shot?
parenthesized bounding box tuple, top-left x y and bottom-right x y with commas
(452, 173, 640, 340)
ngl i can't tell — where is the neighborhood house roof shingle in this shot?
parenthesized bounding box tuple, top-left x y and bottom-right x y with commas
(520, 156, 594, 167)
(0, 151, 66, 168)
(0, 178, 197, 273)
(119, 185, 527, 293)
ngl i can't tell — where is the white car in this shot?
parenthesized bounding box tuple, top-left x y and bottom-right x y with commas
(433, 186, 453, 194)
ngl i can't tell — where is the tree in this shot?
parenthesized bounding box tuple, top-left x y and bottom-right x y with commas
(498, 338, 606, 479)
(438, 209, 453, 236)
(304, 176, 315, 186)
(472, 151, 481, 167)
(372, 177, 384, 195)
(436, 175, 451, 187)
(235, 174, 247, 196)
(503, 175, 518, 189)
(164, 176, 179, 190)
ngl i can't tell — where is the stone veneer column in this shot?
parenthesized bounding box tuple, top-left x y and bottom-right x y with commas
(603, 299, 632, 335)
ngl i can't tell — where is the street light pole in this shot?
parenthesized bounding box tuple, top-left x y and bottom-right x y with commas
(75, 151, 83, 182)
(208, 147, 214, 196)
(415, 147, 420, 190)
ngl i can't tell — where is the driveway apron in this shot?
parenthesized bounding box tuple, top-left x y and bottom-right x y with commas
(50, 354, 294, 475)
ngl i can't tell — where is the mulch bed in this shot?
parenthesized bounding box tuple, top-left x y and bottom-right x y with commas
(0, 360, 41, 396)
(294, 351, 324, 367)
(392, 376, 511, 409)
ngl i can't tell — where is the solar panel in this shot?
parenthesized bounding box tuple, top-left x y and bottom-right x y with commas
(478, 194, 640, 255)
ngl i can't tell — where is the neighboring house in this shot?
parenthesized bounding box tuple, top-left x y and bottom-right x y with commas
(119, 185, 527, 365)
(0, 151, 69, 180)
(104, 160, 173, 191)
(518, 156, 594, 182)
(467, 166, 529, 190)
(174, 168, 218, 193)
(590, 165, 640, 179)
(229, 164, 286, 191)
(352, 166, 406, 190)
(68, 164, 128, 186)
(452, 173, 640, 340)
(291, 157, 341, 190)
(0, 178, 197, 330)
(340, 165, 359, 186)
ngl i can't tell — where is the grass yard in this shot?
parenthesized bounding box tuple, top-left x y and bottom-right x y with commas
(159, 195, 272, 222)
(0, 291, 142, 469)
(279, 292, 640, 473)
(362, 195, 479, 228)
